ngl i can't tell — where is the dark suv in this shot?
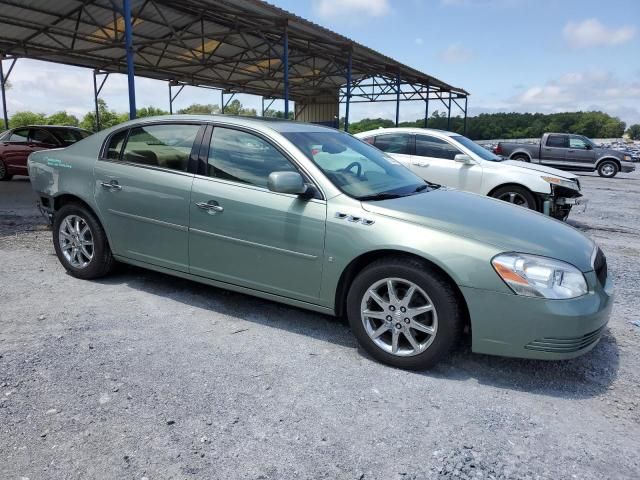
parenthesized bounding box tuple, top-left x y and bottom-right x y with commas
(0, 125, 91, 180)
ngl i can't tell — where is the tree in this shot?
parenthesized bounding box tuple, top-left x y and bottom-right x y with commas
(46, 111, 79, 126)
(9, 111, 47, 128)
(626, 124, 640, 140)
(177, 103, 220, 115)
(137, 106, 168, 118)
(79, 99, 128, 131)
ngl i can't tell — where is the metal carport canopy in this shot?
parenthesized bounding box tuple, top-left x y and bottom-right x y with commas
(0, 0, 469, 126)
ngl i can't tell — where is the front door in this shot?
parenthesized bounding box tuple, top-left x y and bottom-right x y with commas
(411, 134, 483, 192)
(189, 126, 326, 303)
(566, 136, 596, 169)
(94, 123, 202, 272)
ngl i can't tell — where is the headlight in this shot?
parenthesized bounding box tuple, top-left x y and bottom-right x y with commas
(623, 155, 631, 161)
(492, 253, 588, 299)
(541, 176, 579, 190)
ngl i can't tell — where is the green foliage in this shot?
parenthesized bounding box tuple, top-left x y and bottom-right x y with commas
(346, 111, 627, 140)
(626, 124, 640, 140)
(137, 106, 168, 118)
(177, 103, 220, 115)
(263, 109, 293, 119)
(45, 111, 79, 126)
(9, 111, 47, 128)
(79, 99, 128, 131)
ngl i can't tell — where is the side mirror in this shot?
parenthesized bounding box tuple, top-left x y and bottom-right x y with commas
(268, 171, 309, 196)
(585, 144, 593, 150)
(454, 154, 474, 165)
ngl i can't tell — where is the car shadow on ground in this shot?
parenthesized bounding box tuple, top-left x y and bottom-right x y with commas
(94, 264, 619, 400)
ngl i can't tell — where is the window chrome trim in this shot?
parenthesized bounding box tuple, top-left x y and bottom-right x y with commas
(98, 159, 196, 178)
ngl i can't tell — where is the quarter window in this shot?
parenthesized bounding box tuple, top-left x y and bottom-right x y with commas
(9, 128, 29, 143)
(122, 124, 199, 171)
(105, 130, 128, 160)
(415, 135, 461, 160)
(207, 127, 297, 188)
(374, 134, 412, 155)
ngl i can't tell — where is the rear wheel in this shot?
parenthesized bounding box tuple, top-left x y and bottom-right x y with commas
(490, 185, 537, 211)
(597, 160, 618, 178)
(346, 257, 463, 370)
(0, 160, 13, 181)
(53, 203, 115, 279)
(511, 154, 530, 162)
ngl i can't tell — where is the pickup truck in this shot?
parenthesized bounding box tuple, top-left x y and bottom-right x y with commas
(495, 133, 636, 178)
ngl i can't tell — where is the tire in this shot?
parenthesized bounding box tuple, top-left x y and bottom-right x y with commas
(490, 185, 537, 211)
(597, 160, 618, 178)
(511, 154, 530, 163)
(0, 160, 13, 181)
(346, 257, 464, 370)
(52, 203, 115, 280)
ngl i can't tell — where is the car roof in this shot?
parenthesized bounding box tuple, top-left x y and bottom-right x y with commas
(11, 125, 88, 131)
(354, 127, 459, 137)
(110, 114, 339, 135)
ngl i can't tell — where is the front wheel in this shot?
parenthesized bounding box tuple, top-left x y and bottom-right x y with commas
(597, 160, 618, 178)
(0, 160, 13, 181)
(490, 185, 537, 211)
(511, 154, 530, 162)
(346, 257, 463, 370)
(53, 203, 115, 279)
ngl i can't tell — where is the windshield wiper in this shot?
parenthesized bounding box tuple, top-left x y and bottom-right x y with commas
(358, 192, 404, 201)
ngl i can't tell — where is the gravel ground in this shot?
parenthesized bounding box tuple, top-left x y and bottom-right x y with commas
(1, 173, 639, 479)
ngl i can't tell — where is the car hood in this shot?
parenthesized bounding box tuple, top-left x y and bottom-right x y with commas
(501, 160, 578, 179)
(361, 188, 595, 272)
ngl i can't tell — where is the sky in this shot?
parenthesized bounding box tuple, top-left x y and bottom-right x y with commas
(2, 0, 639, 125)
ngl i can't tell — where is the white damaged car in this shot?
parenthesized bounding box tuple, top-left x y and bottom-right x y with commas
(355, 128, 583, 220)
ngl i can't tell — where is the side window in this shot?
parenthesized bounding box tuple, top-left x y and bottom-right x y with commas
(122, 124, 199, 171)
(547, 135, 568, 148)
(374, 134, 412, 154)
(207, 127, 297, 188)
(30, 129, 59, 145)
(415, 135, 461, 160)
(569, 137, 588, 149)
(9, 128, 29, 143)
(105, 130, 128, 160)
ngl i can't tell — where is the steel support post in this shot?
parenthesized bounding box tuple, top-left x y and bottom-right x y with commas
(447, 94, 452, 130)
(283, 24, 289, 119)
(424, 85, 430, 128)
(0, 57, 8, 130)
(395, 72, 400, 127)
(123, 0, 136, 119)
(344, 48, 352, 132)
(463, 96, 468, 135)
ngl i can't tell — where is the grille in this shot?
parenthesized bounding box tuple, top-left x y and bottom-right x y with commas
(525, 326, 605, 353)
(593, 248, 607, 286)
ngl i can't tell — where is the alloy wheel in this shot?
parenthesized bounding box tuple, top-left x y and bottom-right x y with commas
(601, 164, 615, 176)
(58, 214, 94, 268)
(360, 277, 438, 357)
(497, 191, 530, 208)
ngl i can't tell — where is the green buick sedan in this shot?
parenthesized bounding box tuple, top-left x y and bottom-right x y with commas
(28, 116, 613, 369)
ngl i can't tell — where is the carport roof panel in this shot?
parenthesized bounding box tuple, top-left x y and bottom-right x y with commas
(0, 0, 469, 100)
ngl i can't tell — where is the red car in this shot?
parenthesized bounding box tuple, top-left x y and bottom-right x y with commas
(0, 125, 91, 180)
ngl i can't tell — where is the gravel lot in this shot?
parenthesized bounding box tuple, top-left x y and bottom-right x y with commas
(1, 173, 639, 480)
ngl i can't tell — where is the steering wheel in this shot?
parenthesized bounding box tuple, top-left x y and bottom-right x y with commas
(339, 161, 362, 178)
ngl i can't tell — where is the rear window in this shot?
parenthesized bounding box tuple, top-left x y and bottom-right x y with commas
(48, 128, 91, 146)
(374, 134, 412, 155)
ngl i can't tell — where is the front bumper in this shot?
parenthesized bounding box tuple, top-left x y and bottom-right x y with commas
(461, 271, 613, 360)
(621, 162, 636, 173)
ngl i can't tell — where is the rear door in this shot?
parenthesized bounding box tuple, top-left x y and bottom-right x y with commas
(411, 134, 482, 192)
(566, 136, 595, 169)
(188, 125, 326, 302)
(371, 133, 413, 167)
(1, 128, 32, 174)
(94, 122, 202, 272)
(541, 135, 568, 166)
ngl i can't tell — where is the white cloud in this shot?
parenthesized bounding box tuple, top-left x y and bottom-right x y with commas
(563, 19, 636, 48)
(313, 0, 390, 18)
(415, 37, 424, 45)
(439, 43, 473, 63)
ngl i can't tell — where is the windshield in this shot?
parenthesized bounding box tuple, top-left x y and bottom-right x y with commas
(581, 136, 597, 148)
(451, 135, 503, 161)
(282, 130, 430, 200)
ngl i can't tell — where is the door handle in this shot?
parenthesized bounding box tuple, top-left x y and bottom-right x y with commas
(196, 201, 224, 213)
(412, 162, 429, 167)
(100, 180, 122, 191)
